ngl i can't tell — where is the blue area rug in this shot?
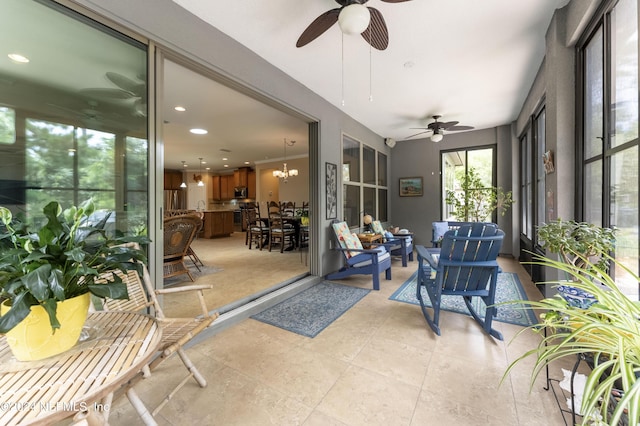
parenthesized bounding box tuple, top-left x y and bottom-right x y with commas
(389, 271, 537, 327)
(251, 281, 370, 338)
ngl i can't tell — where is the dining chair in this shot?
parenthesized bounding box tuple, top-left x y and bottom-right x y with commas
(101, 244, 219, 420)
(247, 206, 269, 250)
(268, 207, 296, 253)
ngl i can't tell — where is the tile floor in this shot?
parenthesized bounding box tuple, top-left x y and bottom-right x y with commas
(108, 255, 581, 425)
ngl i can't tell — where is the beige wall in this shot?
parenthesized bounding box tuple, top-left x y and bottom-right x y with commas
(255, 156, 309, 207)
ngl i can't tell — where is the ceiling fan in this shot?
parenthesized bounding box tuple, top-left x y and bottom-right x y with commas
(406, 115, 474, 142)
(296, 0, 412, 51)
(80, 72, 147, 117)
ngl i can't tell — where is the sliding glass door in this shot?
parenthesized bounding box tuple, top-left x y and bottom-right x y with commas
(578, 0, 639, 298)
(0, 0, 148, 235)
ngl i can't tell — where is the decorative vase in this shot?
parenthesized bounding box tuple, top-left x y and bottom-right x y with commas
(1, 293, 91, 361)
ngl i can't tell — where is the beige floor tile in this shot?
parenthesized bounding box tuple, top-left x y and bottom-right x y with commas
(255, 345, 349, 407)
(302, 410, 349, 426)
(105, 253, 574, 425)
(316, 365, 420, 426)
(351, 336, 433, 387)
(157, 365, 313, 425)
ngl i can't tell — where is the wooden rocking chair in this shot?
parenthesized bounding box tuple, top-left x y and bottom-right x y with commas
(101, 244, 219, 422)
(416, 222, 504, 340)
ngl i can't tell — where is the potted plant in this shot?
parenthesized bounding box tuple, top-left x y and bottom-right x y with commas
(537, 218, 617, 275)
(503, 253, 640, 425)
(445, 167, 514, 222)
(0, 199, 148, 361)
(537, 218, 617, 307)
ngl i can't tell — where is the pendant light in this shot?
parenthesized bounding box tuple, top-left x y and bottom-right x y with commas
(180, 161, 187, 188)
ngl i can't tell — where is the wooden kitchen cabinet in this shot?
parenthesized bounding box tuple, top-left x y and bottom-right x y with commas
(220, 175, 234, 200)
(234, 167, 250, 187)
(163, 169, 183, 189)
(247, 169, 256, 198)
(202, 211, 233, 238)
(210, 175, 221, 200)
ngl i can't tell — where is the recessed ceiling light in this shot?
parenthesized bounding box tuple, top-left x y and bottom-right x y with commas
(174, 106, 186, 112)
(190, 128, 208, 135)
(206, 167, 210, 170)
(8, 53, 29, 64)
(222, 157, 228, 161)
(244, 161, 250, 165)
(224, 164, 229, 168)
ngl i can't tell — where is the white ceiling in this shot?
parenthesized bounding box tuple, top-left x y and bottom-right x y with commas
(2, 0, 570, 172)
(172, 0, 570, 142)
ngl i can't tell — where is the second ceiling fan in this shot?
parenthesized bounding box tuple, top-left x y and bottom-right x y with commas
(407, 115, 474, 142)
(296, 0, 412, 51)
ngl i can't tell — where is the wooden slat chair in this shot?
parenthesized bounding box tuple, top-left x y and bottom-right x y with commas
(416, 222, 504, 340)
(370, 220, 413, 267)
(268, 207, 296, 253)
(101, 247, 219, 420)
(246, 206, 269, 250)
(163, 214, 200, 281)
(326, 220, 392, 290)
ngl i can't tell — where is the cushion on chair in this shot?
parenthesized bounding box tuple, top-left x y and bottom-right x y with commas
(343, 232, 364, 258)
(432, 221, 450, 243)
(332, 221, 352, 251)
(348, 247, 390, 267)
(371, 220, 385, 235)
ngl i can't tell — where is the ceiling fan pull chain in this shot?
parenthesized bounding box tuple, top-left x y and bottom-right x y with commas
(341, 32, 345, 107)
(369, 26, 373, 102)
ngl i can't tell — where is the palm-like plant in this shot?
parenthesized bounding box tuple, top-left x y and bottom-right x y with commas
(0, 199, 149, 333)
(503, 253, 640, 425)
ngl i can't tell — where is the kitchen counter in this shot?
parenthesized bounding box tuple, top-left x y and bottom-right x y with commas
(201, 210, 234, 238)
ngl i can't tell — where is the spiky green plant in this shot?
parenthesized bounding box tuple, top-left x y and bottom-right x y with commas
(502, 253, 640, 425)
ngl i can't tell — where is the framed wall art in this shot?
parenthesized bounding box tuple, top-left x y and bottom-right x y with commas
(399, 177, 423, 197)
(326, 162, 337, 219)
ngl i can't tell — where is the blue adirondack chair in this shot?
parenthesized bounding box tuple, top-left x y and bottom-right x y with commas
(370, 220, 413, 267)
(326, 220, 392, 290)
(416, 222, 504, 340)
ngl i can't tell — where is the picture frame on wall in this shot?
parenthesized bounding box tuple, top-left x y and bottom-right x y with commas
(326, 162, 337, 219)
(399, 177, 423, 197)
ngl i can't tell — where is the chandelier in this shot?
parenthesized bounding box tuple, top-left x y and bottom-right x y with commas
(273, 139, 298, 182)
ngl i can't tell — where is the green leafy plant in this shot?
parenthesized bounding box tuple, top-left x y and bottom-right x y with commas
(503, 253, 640, 426)
(445, 167, 513, 222)
(537, 218, 617, 274)
(0, 199, 149, 334)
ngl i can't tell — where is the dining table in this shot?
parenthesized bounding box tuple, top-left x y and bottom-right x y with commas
(0, 311, 162, 425)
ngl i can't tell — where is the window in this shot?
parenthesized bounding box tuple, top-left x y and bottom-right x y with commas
(578, 0, 639, 298)
(441, 147, 495, 222)
(0, 106, 16, 144)
(0, 0, 148, 236)
(342, 134, 388, 226)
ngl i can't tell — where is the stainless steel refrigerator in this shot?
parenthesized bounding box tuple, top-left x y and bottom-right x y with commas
(164, 190, 186, 211)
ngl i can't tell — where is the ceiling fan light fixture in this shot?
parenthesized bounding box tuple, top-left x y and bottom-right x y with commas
(431, 132, 444, 143)
(338, 4, 370, 35)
